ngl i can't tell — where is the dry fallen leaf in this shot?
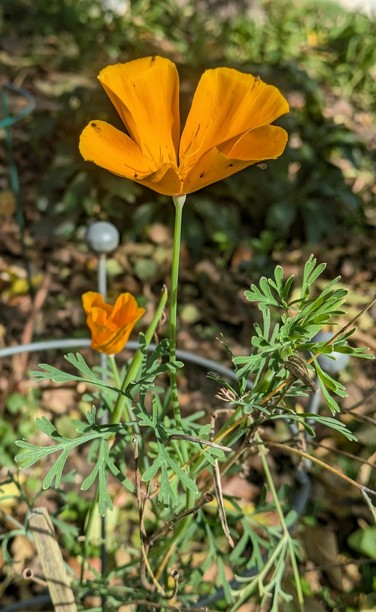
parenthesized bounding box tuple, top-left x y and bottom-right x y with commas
(303, 525, 343, 590)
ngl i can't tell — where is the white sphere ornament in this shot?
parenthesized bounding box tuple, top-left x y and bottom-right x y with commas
(86, 221, 120, 253)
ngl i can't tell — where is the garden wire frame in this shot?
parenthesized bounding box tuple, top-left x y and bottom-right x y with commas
(0, 222, 315, 610)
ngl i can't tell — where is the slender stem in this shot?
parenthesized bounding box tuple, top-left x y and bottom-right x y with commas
(256, 432, 288, 533)
(169, 195, 186, 427)
(165, 195, 196, 549)
(108, 354, 131, 421)
(98, 254, 108, 603)
(98, 253, 107, 297)
(109, 354, 121, 388)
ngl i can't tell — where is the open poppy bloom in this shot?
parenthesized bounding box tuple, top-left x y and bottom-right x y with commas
(82, 291, 145, 355)
(79, 56, 289, 196)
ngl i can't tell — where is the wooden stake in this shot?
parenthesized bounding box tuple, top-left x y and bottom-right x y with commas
(28, 507, 77, 611)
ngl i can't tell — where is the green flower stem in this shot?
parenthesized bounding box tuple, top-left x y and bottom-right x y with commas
(256, 430, 290, 535)
(170, 195, 186, 428)
(80, 497, 100, 584)
(109, 354, 121, 388)
(108, 354, 130, 420)
(112, 285, 168, 424)
(167, 195, 195, 544)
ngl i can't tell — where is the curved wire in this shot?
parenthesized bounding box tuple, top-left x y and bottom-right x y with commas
(0, 338, 240, 381)
(0, 83, 35, 129)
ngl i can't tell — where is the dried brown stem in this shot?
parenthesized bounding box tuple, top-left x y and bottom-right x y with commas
(263, 440, 376, 497)
(133, 435, 161, 594)
(147, 492, 214, 548)
(169, 433, 233, 452)
(210, 410, 234, 548)
(343, 384, 376, 411)
(309, 440, 376, 469)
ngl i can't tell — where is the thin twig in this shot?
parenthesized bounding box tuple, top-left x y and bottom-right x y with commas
(341, 411, 376, 426)
(309, 440, 376, 469)
(168, 569, 180, 600)
(147, 493, 214, 548)
(154, 540, 177, 583)
(210, 410, 234, 548)
(326, 296, 376, 345)
(23, 568, 48, 587)
(148, 412, 251, 501)
(13, 273, 51, 380)
(213, 457, 234, 548)
(169, 434, 233, 452)
(343, 384, 376, 411)
(263, 440, 376, 497)
(199, 427, 256, 497)
(141, 544, 167, 597)
(133, 435, 161, 594)
(361, 489, 376, 524)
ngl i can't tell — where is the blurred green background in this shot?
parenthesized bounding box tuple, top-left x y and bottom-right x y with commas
(1, 0, 375, 271)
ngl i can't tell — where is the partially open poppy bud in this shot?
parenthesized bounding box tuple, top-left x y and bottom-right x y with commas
(82, 291, 145, 355)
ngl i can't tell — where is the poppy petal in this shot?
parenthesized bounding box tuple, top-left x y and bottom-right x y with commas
(98, 57, 180, 164)
(134, 166, 183, 196)
(111, 293, 145, 327)
(181, 148, 251, 194)
(222, 125, 288, 159)
(82, 291, 111, 315)
(181, 125, 287, 194)
(80, 120, 155, 177)
(180, 67, 289, 174)
(82, 291, 146, 355)
(90, 325, 129, 354)
(79, 120, 181, 195)
(90, 313, 143, 354)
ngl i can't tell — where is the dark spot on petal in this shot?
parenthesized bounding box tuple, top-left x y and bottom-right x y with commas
(91, 122, 101, 133)
(134, 173, 138, 178)
(228, 163, 234, 167)
(150, 56, 156, 64)
(200, 172, 205, 178)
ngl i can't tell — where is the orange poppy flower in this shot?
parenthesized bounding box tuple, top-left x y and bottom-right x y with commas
(82, 291, 145, 355)
(79, 56, 289, 196)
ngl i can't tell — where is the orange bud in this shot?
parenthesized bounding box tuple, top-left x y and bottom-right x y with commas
(82, 291, 145, 355)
